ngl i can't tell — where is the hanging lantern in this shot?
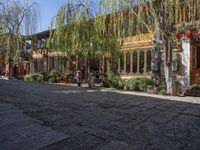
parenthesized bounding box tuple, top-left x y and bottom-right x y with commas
(175, 32, 181, 39)
(187, 31, 193, 39)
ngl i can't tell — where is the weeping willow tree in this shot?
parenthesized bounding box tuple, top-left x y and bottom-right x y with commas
(51, 0, 134, 76)
(52, 0, 199, 95)
(0, 0, 39, 78)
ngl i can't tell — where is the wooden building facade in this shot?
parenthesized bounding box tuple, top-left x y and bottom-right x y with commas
(22, 0, 200, 87)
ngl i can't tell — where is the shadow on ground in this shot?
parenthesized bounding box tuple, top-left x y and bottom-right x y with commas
(0, 79, 200, 150)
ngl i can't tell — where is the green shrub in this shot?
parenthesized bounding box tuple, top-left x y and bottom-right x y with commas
(123, 80, 129, 90)
(138, 77, 154, 92)
(64, 71, 74, 79)
(102, 75, 155, 93)
(48, 69, 59, 78)
(24, 73, 43, 82)
(47, 69, 61, 83)
(158, 86, 167, 95)
(117, 78, 124, 89)
(127, 78, 140, 91)
(48, 78, 56, 83)
(102, 79, 110, 87)
(24, 74, 31, 81)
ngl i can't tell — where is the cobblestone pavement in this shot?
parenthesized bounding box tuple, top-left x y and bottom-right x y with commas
(0, 79, 200, 150)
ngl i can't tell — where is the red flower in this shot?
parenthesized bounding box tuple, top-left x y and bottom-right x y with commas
(175, 32, 181, 39)
(187, 31, 193, 38)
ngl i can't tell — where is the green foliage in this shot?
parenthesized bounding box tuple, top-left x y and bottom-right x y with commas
(0, 0, 38, 66)
(47, 69, 61, 83)
(103, 75, 154, 92)
(137, 77, 154, 92)
(24, 73, 43, 82)
(24, 74, 31, 81)
(64, 71, 74, 79)
(157, 86, 167, 95)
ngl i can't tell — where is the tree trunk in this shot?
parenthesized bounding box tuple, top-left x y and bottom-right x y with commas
(8, 61, 12, 79)
(162, 35, 176, 96)
(85, 57, 88, 82)
(164, 63, 176, 95)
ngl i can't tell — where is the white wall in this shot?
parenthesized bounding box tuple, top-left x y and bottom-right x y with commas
(181, 39, 190, 89)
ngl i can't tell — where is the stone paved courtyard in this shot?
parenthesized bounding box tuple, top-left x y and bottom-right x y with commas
(0, 79, 200, 150)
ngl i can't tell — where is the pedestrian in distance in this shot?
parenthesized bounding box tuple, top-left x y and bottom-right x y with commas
(75, 70, 81, 87)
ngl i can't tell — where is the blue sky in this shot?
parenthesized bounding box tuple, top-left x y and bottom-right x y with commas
(33, 0, 98, 33)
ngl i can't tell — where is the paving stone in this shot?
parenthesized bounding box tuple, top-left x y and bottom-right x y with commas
(183, 107, 200, 117)
(0, 79, 200, 149)
(88, 129, 111, 140)
(99, 140, 129, 150)
(61, 125, 89, 136)
(2, 130, 70, 150)
(17, 124, 51, 137)
(166, 115, 199, 129)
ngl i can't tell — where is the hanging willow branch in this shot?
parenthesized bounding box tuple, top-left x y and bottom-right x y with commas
(0, 0, 39, 64)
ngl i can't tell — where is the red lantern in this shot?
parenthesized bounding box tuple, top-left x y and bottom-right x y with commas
(187, 31, 193, 38)
(175, 32, 181, 39)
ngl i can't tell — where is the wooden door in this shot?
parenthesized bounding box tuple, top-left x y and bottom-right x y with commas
(190, 45, 200, 85)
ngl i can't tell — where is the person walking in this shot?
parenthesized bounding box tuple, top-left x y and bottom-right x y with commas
(75, 70, 81, 87)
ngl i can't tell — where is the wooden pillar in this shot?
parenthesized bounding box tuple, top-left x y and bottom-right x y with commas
(194, 0, 197, 19)
(183, 3, 186, 22)
(137, 50, 140, 75)
(118, 55, 120, 74)
(188, 1, 191, 21)
(123, 52, 126, 75)
(130, 51, 133, 75)
(144, 49, 147, 76)
(85, 56, 88, 81)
